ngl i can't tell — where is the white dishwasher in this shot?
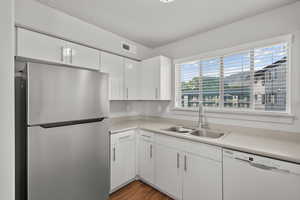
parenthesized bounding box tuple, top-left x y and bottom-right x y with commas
(223, 149, 300, 200)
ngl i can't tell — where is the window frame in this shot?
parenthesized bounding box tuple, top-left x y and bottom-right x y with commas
(173, 35, 293, 115)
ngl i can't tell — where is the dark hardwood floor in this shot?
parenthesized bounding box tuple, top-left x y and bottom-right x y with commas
(109, 181, 173, 200)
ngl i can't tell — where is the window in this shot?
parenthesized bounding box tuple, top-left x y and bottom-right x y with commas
(175, 42, 289, 113)
(201, 58, 220, 108)
(223, 52, 251, 109)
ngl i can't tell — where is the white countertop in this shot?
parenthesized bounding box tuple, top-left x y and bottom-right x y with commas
(110, 117, 300, 164)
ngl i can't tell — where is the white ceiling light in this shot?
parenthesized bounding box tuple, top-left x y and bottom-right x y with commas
(160, 0, 175, 3)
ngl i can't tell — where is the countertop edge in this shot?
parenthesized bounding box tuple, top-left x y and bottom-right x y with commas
(110, 125, 300, 165)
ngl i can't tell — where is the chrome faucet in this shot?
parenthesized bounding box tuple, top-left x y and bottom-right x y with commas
(197, 101, 206, 129)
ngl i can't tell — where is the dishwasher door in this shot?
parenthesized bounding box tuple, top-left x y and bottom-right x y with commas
(223, 149, 300, 200)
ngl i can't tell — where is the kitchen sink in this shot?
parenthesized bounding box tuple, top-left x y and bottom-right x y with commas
(163, 126, 225, 139)
(163, 126, 193, 133)
(190, 129, 225, 139)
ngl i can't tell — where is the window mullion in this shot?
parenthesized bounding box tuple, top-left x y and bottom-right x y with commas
(250, 49, 255, 110)
(177, 64, 181, 108)
(220, 57, 224, 108)
(199, 61, 203, 105)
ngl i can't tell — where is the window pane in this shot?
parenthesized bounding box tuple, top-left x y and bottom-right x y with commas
(201, 58, 220, 107)
(223, 52, 251, 109)
(179, 62, 200, 108)
(175, 42, 289, 113)
(254, 43, 287, 111)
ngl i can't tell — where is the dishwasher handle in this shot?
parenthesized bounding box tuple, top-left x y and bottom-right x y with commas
(235, 157, 278, 171)
(234, 157, 294, 174)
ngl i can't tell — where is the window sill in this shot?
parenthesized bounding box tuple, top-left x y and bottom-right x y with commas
(171, 107, 296, 124)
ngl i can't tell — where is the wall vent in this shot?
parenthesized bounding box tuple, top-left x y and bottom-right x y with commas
(121, 42, 137, 54)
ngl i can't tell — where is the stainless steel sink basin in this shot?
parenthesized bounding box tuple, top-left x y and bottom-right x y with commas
(163, 126, 226, 139)
(163, 126, 193, 133)
(190, 129, 225, 139)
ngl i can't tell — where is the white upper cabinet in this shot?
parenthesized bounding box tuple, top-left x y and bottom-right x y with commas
(16, 28, 100, 70)
(68, 42, 100, 70)
(140, 58, 160, 100)
(17, 28, 67, 64)
(100, 52, 125, 100)
(141, 56, 171, 100)
(124, 58, 140, 100)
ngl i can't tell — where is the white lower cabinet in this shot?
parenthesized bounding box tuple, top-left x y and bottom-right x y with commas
(152, 132, 222, 200)
(182, 153, 222, 200)
(155, 144, 182, 199)
(138, 133, 155, 184)
(110, 130, 136, 191)
(111, 129, 222, 200)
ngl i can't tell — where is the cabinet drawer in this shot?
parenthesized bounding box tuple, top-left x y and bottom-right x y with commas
(155, 133, 185, 149)
(111, 130, 136, 143)
(139, 130, 154, 141)
(182, 140, 222, 162)
(155, 132, 222, 162)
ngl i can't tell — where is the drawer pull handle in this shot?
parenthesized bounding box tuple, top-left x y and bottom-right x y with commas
(177, 153, 180, 169)
(119, 135, 131, 140)
(113, 147, 116, 162)
(184, 155, 187, 171)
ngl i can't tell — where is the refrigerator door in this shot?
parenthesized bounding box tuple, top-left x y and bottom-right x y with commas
(27, 119, 110, 200)
(27, 62, 109, 125)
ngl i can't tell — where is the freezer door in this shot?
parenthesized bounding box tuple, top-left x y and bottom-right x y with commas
(27, 62, 109, 125)
(27, 119, 110, 200)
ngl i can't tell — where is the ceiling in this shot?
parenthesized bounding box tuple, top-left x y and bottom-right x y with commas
(36, 0, 298, 48)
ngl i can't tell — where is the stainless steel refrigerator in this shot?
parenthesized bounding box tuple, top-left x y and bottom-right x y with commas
(15, 61, 110, 200)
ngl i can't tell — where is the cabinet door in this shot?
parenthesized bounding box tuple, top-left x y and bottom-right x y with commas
(110, 143, 121, 190)
(183, 153, 222, 200)
(124, 59, 140, 100)
(140, 58, 160, 100)
(17, 28, 66, 64)
(101, 52, 124, 100)
(138, 138, 154, 184)
(155, 144, 181, 199)
(159, 56, 172, 100)
(118, 136, 136, 185)
(110, 132, 136, 191)
(69, 42, 100, 70)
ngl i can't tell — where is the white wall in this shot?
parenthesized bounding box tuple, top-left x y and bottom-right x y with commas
(154, 2, 300, 59)
(150, 2, 300, 133)
(15, 0, 154, 60)
(109, 101, 170, 118)
(0, 0, 15, 200)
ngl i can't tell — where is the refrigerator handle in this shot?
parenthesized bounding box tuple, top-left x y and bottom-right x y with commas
(39, 118, 106, 129)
